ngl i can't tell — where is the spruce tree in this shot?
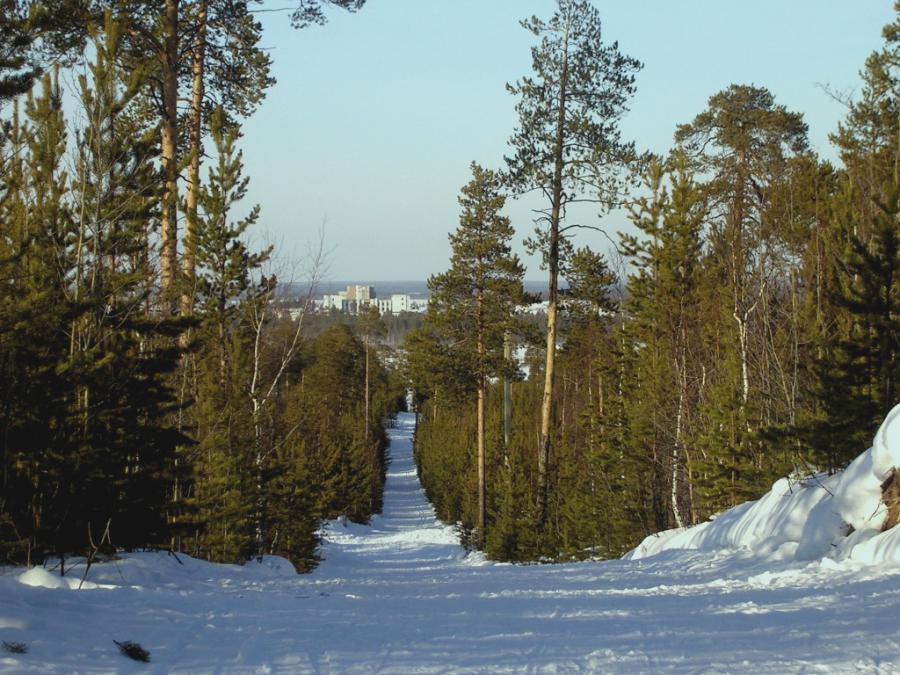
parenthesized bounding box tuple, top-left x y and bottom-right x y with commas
(815, 185, 900, 466)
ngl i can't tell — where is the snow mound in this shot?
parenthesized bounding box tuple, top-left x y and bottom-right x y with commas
(17, 568, 71, 590)
(15, 567, 111, 590)
(627, 403, 900, 566)
(9, 552, 298, 595)
(243, 555, 298, 578)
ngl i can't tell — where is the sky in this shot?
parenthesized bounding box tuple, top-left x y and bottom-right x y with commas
(240, 1, 896, 282)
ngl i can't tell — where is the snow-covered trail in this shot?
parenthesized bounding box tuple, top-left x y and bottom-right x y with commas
(313, 411, 463, 574)
(4, 411, 900, 673)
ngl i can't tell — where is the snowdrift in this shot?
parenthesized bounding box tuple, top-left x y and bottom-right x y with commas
(627, 403, 900, 565)
(4, 551, 297, 592)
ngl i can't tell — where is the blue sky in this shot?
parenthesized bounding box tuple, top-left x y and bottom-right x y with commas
(240, 1, 895, 282)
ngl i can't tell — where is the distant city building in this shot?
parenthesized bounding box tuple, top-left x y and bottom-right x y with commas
(319, 284, 413, 315)
(323, 294, 350, 312)
(346, 285, 374, 303)
(390, 294, 410, 314)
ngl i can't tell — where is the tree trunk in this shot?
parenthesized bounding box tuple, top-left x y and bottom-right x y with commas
(159, 0, 180, 308)
(536, 20, 569, 530)
(251, 306, 265, 560)
(671, 341, 687, 529)
(477, 374, 486, 550)
(182, 0, 207, 317)
(502, 331, 512, 457)
(364, 335, 370, 440)
(476, 291, 487, 550)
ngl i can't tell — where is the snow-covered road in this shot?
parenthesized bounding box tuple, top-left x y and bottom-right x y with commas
(4, 411, 900, 673)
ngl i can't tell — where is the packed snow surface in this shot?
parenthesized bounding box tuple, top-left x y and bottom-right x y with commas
(4, 411, 900, 673)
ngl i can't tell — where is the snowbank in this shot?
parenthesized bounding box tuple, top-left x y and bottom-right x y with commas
(627, 403, 900, 565)
(17, 568, 77, 590)
(6, 552, 298, 594)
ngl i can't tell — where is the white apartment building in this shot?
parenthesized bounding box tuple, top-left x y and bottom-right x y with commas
(320, 285, 412, 315)
(390, 294, 410, 314)
(322, 294, 349, 312)
(346, 285, 374, 303)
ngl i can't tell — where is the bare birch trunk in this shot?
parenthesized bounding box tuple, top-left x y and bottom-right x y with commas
(671, 330, 688, 529)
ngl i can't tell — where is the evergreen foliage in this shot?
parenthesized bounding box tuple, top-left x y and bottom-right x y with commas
(1, 0, 898, 574)
(409, 3, 900, 564)
(505, 0, 643, 529)
(420, 163, 527, 549)
(0, 0, 380, 572)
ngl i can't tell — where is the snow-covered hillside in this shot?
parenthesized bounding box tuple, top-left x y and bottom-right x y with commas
(3, 410, 900, 673)
(629, 403, 900, 566)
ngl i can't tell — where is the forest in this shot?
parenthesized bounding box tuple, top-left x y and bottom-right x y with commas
(408, 1, 900, 560)
(0, 0, 405, 571)
(0, 0, 898, 572)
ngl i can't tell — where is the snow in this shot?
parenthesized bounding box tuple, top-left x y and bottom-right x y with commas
(3, 408, 900, 672)
(629, 403, 900, 567)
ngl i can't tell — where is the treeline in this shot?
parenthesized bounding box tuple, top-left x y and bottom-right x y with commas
(0, 0, 404, 571)
(408, 1, 899, 561)
(301, 308, 424, 348)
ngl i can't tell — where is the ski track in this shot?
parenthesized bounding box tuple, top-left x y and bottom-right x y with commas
(3, 411, 900, 673)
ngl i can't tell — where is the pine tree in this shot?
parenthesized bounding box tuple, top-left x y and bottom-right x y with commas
(620, 153, 711, 523)
(356, 304, 386, 442)
(69, 16, 187, 554)
(0, 79, 76, 563)
(506, 0, 642, 527)
(674, 85, 808, 500)
(189, 106, 271, 561)
(426, 163, 526, 549)
(0, 1, 39, 102)
(552, 246, 628, 558)
(290, 0, 366, 28)
(181, 0, 273, 317)
(831, 4, 899, 222)
(0, 0, 89, 103)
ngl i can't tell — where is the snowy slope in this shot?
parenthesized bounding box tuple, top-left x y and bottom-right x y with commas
(628, 403, 900, 565)
(3, 411, 900, 673)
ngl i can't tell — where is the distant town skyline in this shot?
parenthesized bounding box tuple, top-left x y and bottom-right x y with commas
(242, 1, 895, 281)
